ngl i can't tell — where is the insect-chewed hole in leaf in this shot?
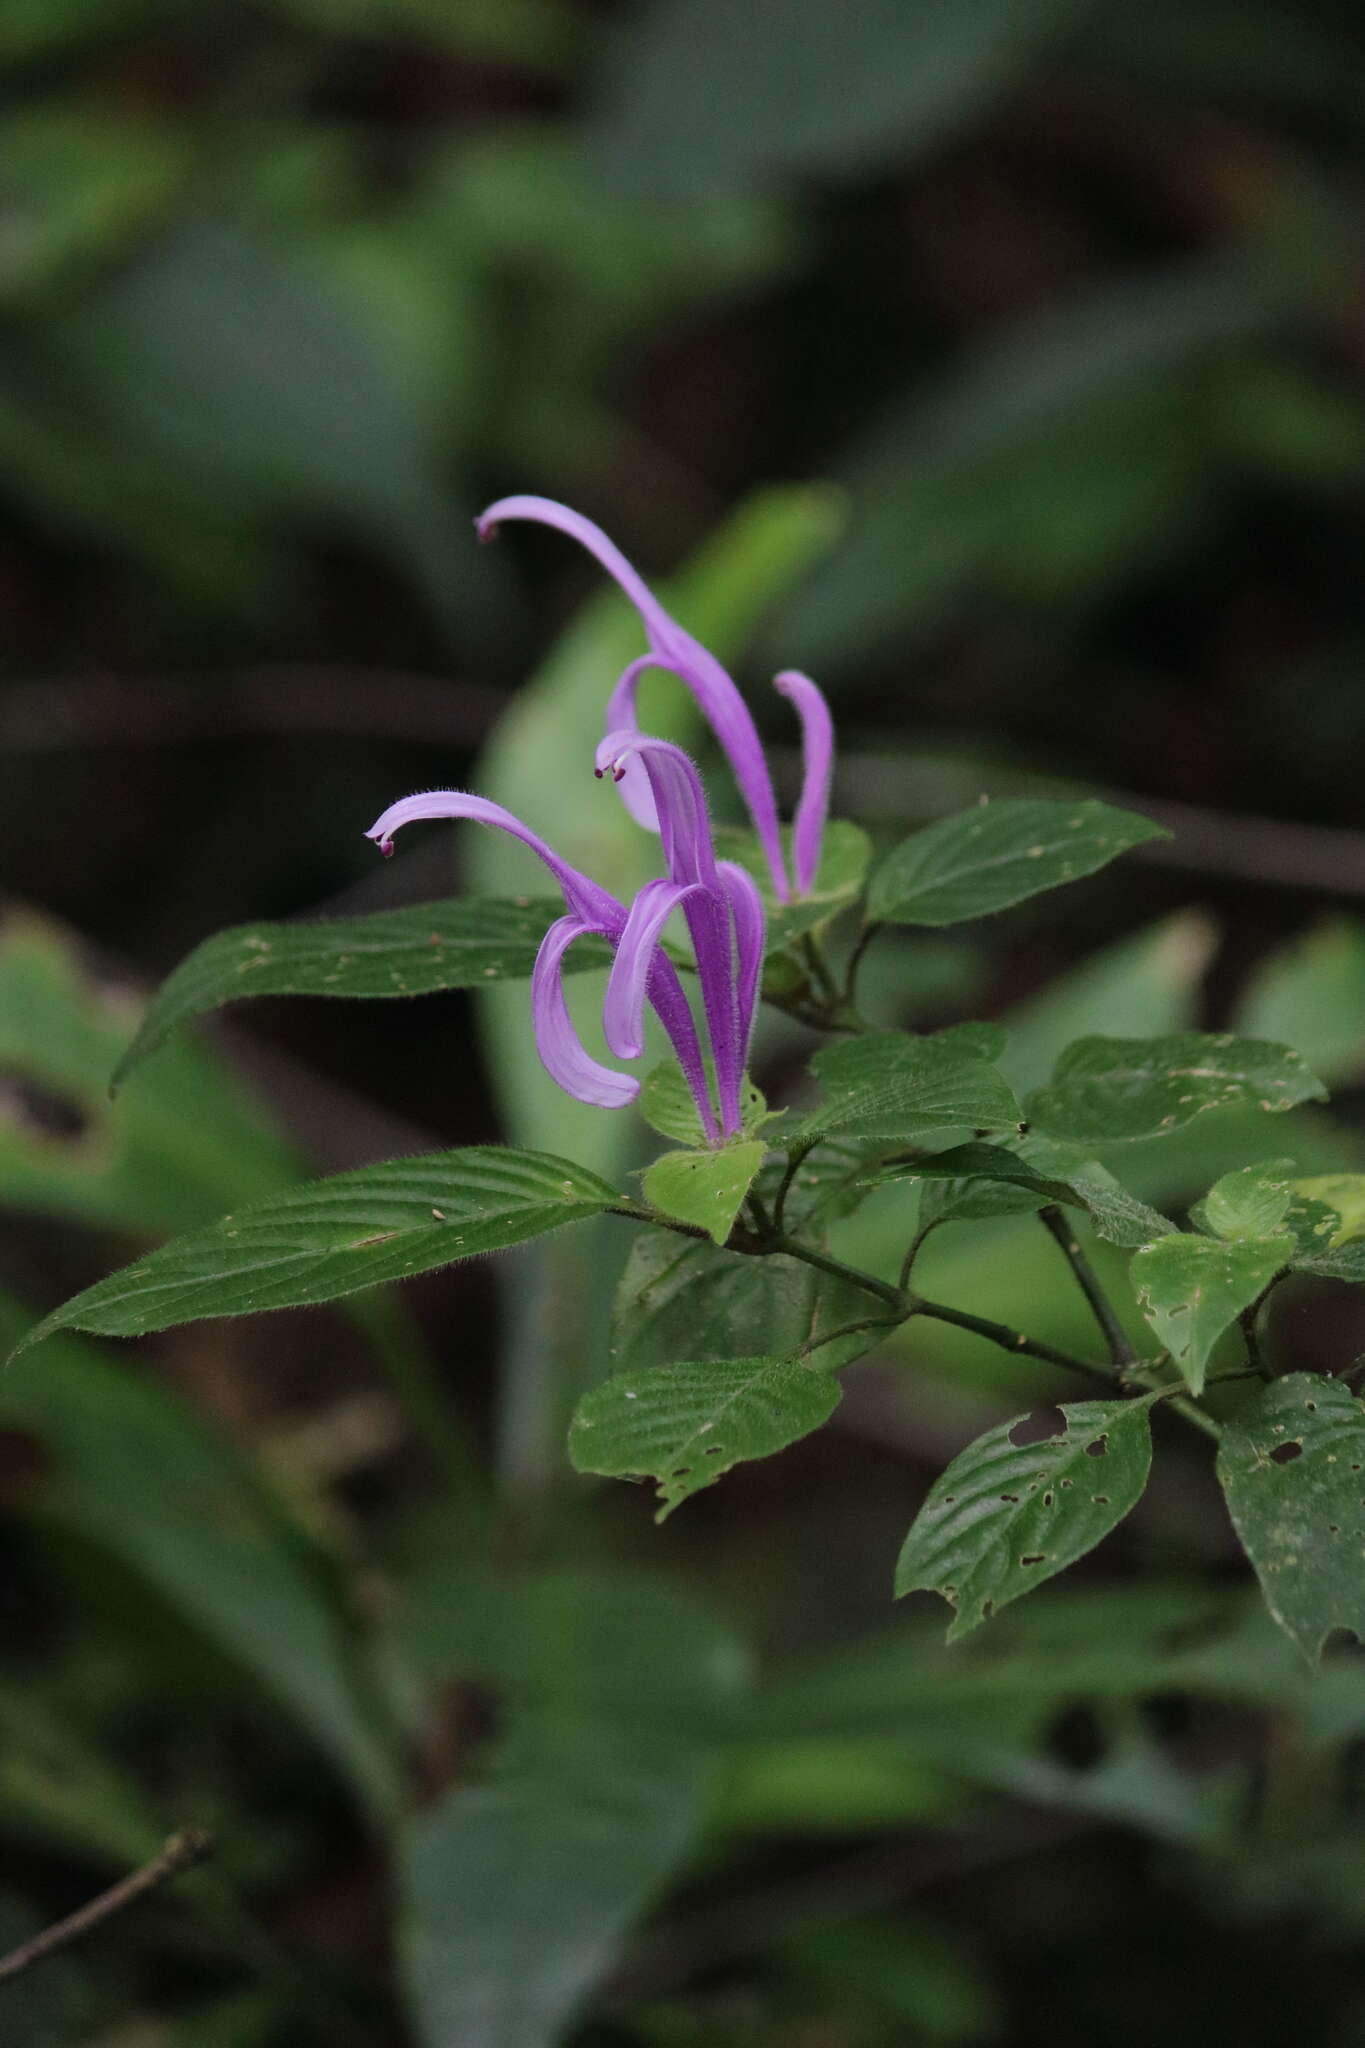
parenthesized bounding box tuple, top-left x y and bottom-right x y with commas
(1042, 1490, 1054, 1507)
(1008, 1405, 1066, 1447)
(1270, 1441, 1303, 1465)
(1329, 1524, 1341, 1534)
(1085, 1435, 1109, 1459)
(1020, 1554, 1047, 1567)
(1305, 1400, 1318, 1412)
(1092, 1494, 1110, 1505)
(999, 1492, 1020, 1503)
(703, 1445, 724, 1457)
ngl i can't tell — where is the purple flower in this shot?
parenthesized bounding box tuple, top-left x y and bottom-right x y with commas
(364, 756, 765, 1144)
(477, 495, 835, 904)
(596, 732, 765, 1142)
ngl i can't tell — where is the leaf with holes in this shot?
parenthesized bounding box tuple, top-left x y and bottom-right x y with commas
(1025, 1032, 1326, 1143)
(643, 1141, 767, 1248)
(894, 1398, 1158, 1641)
(868, 798, 1167, 928)
(1217, 1375, 1365, 1662)
(713, 820, 872, 951)
(1294, 1175, 1365, 1245)
(803, 1030, 1020, 1143)
(569, 1356, 839, 1519)
(112, 898, 606, 1089)
(13, 1149, 622, 1353)
(1190, 1160, 1338, 1263)
(1131, 1233, 1290, 1395)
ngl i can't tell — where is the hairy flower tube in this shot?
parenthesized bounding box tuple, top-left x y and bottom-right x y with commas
(365, 757, 764, 1143)
(596, 731, 765, 1142)
(477, 495, 835, 903)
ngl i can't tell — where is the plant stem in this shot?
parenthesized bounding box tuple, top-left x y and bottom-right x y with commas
(768, 1232, 908, 1312)
(842, 919, 884, 1008)
(801, 1314, 905, 1360)
(0, 1830, 213, 1985)
(1037, 1205, 1137, 1368)
(772, 1138, 818, 1234)
(909, 1295, 1117, 1387)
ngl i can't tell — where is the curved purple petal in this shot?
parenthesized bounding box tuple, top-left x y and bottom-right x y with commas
(365, 788, 622, 932)
(480, 494, 790, 899)
(603, 654, 684, 831)
(603, 878, 700, 1061)
(717, 860, 766, 1082)
(530, 917, 638, 1109)
(596, 732, 719, 891)
(773, 670, 834, 897)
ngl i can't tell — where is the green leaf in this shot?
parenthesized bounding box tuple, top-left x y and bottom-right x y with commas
(0, 1294, 399, 1814)
(570, 1354, 839, 1518)
(871, 1142, 1084, 1209)
(1217, 1375, 1365, 1662)
(1294, 1175, 1365, 1245)
(1190, 1160, 1338, 1262)
(803, 1029, 1020, 1142)
(0, 908, 297, 1235)
(611, 1224, 879, 1379)
(1131, 1234, 1290, 1394)
(638, 1058, 765, 1147)
(643, 1140, 767, 1247)
(713, 819, 873, 950)
(1293, 1239, 1365, 1284)
(1025, 1032, 1327, 1143)
(894, 1398, 1157, 1640)
(112, 898, 606, 1088)
(867, 798, 1167, 928)
(1191, 1159, 1295, 1239)
(1014, 1145, 1177, 1248)
(14, 1149, 622, 1353)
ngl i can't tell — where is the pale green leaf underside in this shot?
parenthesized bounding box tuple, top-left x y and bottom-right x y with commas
(15, 1148, 622, 1352)
(868, 797, 1167, 927)
(1217, 1375, 1365, 1662)
(643, 1140, 767, 1246)
(1131, 1232, 1290, 1395)
(638, 1058, 765, 1148)
(570, 1354, 840, 1518)
(112, 897, 602, 1089)
(804, 1029, 1021, 1141)
(894, 1397, 1156, 1640)
(1026, 1032, 1327, 1142)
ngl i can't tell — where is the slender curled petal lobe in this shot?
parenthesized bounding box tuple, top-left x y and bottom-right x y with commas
(363, 788, 717, 1141)
(479, 494, 790, 899)
(773, 670, 834, 897)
